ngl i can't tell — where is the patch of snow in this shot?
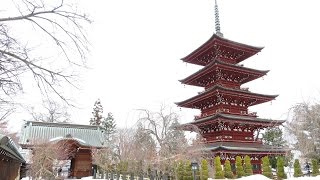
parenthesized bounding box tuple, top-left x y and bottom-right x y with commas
(238, 174, 272, 180)
(49, 136, 64, 141)
(74, 137, 86, 144)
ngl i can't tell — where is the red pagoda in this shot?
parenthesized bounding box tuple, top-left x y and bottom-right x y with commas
(177, 0, 286, 173)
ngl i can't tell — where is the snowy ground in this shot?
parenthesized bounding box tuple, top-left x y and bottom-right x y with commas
(22, 174, 320, 180)
(237, 174, 320, 180)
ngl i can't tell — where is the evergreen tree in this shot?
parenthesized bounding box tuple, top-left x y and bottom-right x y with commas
(269, 155, 277, 169)
(235, 156, 244, 178)
(177, 160, 184, 180)
(293, 159, 303, 177)
(201, 159, 209, 180)
(224, 159, 234, 179)
(276, 157, 287, 179)
(263, 127, 286, 146)
(90, 99, 104, 126)
(102, 112, 117, 142)
(214, 156, 224, 179)
(244, 155, 253, 176)
(183, 160, 192, 180)
(262, 156, 272, 179)
(312, 159, 320, 176)
(133, 122, 157, 167)
(163, 119, 188, 155)
(263, 127, 286, 168)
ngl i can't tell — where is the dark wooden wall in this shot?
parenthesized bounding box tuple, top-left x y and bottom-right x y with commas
(70, 148, 92, 178)
(0, 154, 21, 180)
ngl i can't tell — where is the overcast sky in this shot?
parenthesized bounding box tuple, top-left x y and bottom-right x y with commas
(7, 0, 320, 129)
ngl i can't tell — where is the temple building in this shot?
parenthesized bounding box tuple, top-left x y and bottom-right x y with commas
(19, 121, 105, 178)
(176, 0, 286, 173)
(0, 134, 26, 180)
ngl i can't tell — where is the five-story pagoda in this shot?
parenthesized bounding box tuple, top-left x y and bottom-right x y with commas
(176, 0, 286, 173)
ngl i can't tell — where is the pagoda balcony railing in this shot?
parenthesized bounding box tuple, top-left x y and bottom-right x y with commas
(204, 139, 263, 144)
(195, 110, 257, 120)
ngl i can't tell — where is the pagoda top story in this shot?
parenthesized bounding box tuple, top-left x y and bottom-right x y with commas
(181, 34, 263, 66)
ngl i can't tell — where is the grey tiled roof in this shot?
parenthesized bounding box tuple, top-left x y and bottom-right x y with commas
(0, 134, 25, 162)
(19, 121, 105, 148)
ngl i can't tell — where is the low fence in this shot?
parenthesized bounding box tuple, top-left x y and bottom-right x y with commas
(93, 171, 173, 180)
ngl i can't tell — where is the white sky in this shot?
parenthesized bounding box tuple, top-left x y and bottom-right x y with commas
(6, 0, 320, 130)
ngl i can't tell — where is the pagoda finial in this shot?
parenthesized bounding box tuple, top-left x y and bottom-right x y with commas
(214, 0, 223, 37)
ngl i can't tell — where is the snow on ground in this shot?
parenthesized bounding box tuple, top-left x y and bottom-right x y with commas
(22, 174, 320, 179)
(238, 174, 320, 180)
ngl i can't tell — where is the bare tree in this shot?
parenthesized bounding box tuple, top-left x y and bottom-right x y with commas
(137, 105, 189, 176)
(0, 0, 91, 104)
(286, 102, 320, 159)
(29, 139, 77, 179)
(28, 100, 71, 122)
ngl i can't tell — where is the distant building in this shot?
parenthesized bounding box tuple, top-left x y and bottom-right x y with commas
(19, 121, 105, 178)
(0, 134, 26, 180)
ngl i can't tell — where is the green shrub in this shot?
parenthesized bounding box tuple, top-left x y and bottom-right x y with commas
(235, 156, 245, 178)
(201, 159, 209, 180)
(276, 157, 287, 179)
(214, 156, 224, 179)
(312, 159, 320, 176)
(224, 159, 234, 179)
(177, 160, 184, 180)
(262, 156, 272, 178)
(293, 159, 303, 177)
(183, 160, 192, 180)
(244, 155, 253, 176)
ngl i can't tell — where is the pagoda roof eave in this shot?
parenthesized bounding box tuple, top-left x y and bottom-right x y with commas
(181, 34, 264, 64)
(194, 113, 285, 124)
(176, 85, 278, 107)
(204, 142, 287, 153)
(179, 60, 269, 85)
(176, 113, 285, 132)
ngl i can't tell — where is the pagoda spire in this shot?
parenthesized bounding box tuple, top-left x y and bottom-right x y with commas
(214, 0, 223, 37)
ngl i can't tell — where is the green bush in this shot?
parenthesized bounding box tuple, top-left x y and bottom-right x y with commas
(201, 159, 209, 180)
(235, 156, 245, 178)
(183, 160, 192, 180)
(312, 159, 320, 176)
(177, 160, 184, 180)
(244, 155, 253, 176)
(224, 159, 234, 179)
(293, 159, 303, 177)
(262, 156, 272, 179)
(214, 156, 224, 179)
(276, 157, 287, 179)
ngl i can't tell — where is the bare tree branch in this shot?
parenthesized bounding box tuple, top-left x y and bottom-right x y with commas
(0, 0, 91, 105)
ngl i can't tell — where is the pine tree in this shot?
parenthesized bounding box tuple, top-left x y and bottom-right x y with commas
(262, 156, 272, 178)
(235, 156, 244, 178)
(244, 155, 253, 176)
(214, 156, 224, 179)
(263, 127, 286, 147)
(183, 160, 192, 180)
(201, 159, 209, 180)
(293, 159, 303, 177)
(224, 159, 234, 179)
(276, 157, 287, 179)
(102, 112, 116, 142)
(312, 159, 320, 176)
(90, 99, 104, 126)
